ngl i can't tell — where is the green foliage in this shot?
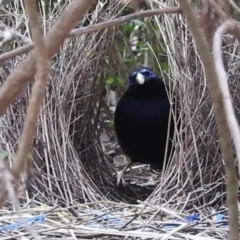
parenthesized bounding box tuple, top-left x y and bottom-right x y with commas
(109, 17, 170, 89)
(106, 77, 124, 87)
(121, 20, 145, 35)
(104, 119, 114, 127)
(160, 62, 168, 71)
(0, 149, 8, 160)
(124, 58, 134, 68)
(122, 22, 135, 36)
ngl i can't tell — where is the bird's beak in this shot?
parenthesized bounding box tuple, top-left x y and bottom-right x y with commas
(136, 73, 145, 85)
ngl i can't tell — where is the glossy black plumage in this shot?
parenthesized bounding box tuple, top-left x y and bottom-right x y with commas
(114, 67, 177, 186)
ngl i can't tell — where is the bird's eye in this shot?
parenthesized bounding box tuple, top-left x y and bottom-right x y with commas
(144, 71, 154, 78)
(128, 80, 132, 85)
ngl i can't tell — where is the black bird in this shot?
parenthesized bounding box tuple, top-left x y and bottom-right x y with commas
(114, 67, 177, 186)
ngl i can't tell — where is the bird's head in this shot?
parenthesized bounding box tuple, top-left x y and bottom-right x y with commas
(128, 67, 159, 87)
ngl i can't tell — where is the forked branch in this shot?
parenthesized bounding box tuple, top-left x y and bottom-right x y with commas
(0, 0, 95, 117)
(0, 6, 181, 63)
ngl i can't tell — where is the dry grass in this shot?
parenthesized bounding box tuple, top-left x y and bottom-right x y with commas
(0, 200, 229, 239)
(145, 0, 240, 208)
(0, 0, 239, 239)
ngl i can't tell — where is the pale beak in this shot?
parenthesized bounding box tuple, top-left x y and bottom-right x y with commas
(136, 73, 145, 84)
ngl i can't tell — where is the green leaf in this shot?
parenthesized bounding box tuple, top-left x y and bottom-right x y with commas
(122, 23, 134, 34)
(116, 77, 124, 87)
(105, 119, 114, 127)
(160, 62, 169, 70)
(106, 77, 115, 85)
(0, 149, 8, 160)
(140, 47, 149, 52)
(124, 58, 132, 63)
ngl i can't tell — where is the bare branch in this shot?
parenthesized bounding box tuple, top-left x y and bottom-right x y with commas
(213, 20, 240, 176)
(0, 0, 95, 117)
(0, 6, 181, 63)
(0, 27, 14, 47)
(0, 0, 50, 212)
(4, 168, 40, 239)
(209, 0, 240, 42)
(178, 1, 239, 239)
(229, 0, 240, 15)
(12, 0, 49, 180)
(0, 24, 31, 46)
(212, 20, 239, 240)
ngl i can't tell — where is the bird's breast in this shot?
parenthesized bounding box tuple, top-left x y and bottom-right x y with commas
(117, 97, 170, 121)
(114, 93, 174, 164)
(115, 97, 171, 144)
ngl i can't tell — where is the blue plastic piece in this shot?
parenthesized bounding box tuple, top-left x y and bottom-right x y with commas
(216, 213, 224, 221)
(185, 213, 200, 222)
(0, 214, 45, 232)
(92, 211, 126, 225)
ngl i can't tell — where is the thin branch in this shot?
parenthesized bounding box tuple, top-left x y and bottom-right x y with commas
(178, 1, 239, 240)
(0, 24, 31, 46)
(209, 0, 240, 42)
(5, 169, 40, 240)
(0, 6, 181, 63)
(212, 20, 239, 240)
(0, 0, 50, 212)
(0, 0, 95, 117)
(12, 0, 49, 179)
(213, 20, 240, 177)
(229, 0, 240, 15)
(209, 0, 231, 20)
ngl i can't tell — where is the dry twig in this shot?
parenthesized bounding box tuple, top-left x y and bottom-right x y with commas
(0, 0, 50, 213)
(12, 0, 49, 180)
(0, 24, 31, 46)
(0, 6, 181, 63)
(0, 2, 239, 236)
(213, 20, 240, 179)
(212, 21, 239, 240)
(3, 0, 50, 237)
(0, 0, 95, 117)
